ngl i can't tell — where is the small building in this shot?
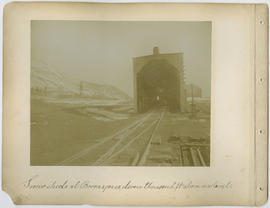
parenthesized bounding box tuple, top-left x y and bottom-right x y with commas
(133, 47, 186, 113)
(185, 84, 202, 98)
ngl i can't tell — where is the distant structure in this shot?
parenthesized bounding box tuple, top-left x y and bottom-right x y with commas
(133, 47, 186, 113)
(80, 81, 84, 97)
(185, 84, 202, 98)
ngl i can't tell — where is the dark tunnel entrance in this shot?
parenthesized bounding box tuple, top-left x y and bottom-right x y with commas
(137, 59, 180, 113)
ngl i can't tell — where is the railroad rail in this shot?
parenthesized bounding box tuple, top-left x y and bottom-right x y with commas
(93, 108, 166, 166)
(56, 108, 165, 166)
(56, 110, 155, 165)
(56, 106, 209, 166)
(178, 145, 209, 166)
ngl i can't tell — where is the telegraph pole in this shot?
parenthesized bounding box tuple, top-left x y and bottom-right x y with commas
(191, 84, 194, 118)
(80, 81, 83, 97)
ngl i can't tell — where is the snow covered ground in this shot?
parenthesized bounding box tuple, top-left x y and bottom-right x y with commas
(79, 107, 130, 122)
(186, 97, 210, 103)
(32, 96, 130, 106)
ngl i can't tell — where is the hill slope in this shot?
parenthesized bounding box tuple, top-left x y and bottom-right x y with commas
(31, 59, 131, 101)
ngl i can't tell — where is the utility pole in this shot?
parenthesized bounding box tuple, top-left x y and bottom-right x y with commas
(80, 81, 83, 97)
(191, 84, 194, 118)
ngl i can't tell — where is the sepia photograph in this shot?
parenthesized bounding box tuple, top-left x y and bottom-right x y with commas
(30, 20, 211, 166)
(3, 2, 268, 206)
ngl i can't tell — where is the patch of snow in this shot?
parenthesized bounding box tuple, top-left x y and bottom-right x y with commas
(186, 97, 210, 103)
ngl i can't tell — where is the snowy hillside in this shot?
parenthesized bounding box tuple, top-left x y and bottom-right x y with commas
(31, 59, 131, 101)
(81, 82, 130, 100)
(31, 59, 78, 93)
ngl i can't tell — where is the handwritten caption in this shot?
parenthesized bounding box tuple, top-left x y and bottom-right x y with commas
(23, 175, 232, 192)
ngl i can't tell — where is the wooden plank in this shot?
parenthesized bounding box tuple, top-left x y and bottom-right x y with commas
(190, 147, 201, 166)
(178, 145, 183, 166)
(181, 147, 189, 166)
(131, 152, 140, 166)
(196, 148, 206, 166)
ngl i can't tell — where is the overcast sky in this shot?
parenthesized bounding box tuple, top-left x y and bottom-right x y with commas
(31, 21, 211, 97)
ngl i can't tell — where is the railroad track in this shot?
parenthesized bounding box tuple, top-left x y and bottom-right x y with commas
(56, 108, 166, 166)
(93, 108, 166, 166)
(56, 110, 155, 165)
(134, 109, 166, 166)
(178, 144, 209, 166)
(56, 106, 209, 166)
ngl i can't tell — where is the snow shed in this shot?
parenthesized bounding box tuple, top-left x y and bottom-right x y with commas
(133, 47, 186, 113)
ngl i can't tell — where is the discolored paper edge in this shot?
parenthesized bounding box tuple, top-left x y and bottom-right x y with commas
(1, 2, 269, 206)
(254, 4, 268, 206)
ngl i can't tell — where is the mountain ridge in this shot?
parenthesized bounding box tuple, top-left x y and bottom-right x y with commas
(31, 59, 131, 101)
